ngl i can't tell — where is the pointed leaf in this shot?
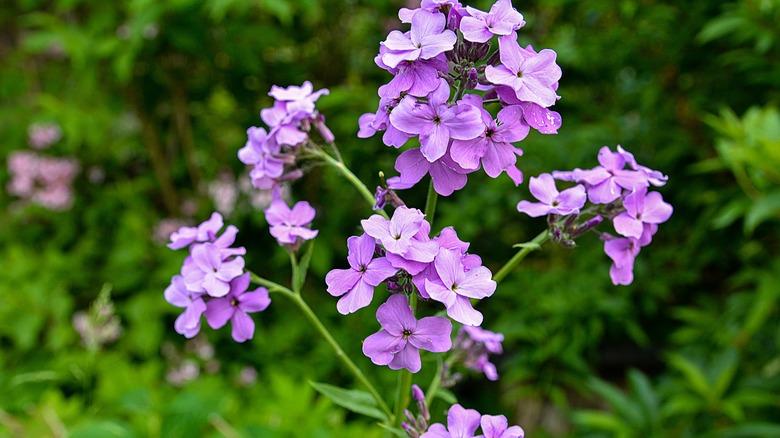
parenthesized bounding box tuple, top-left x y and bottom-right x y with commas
(310, 381, 387, 420)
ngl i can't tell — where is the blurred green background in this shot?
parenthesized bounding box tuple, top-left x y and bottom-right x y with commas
(1, 0, 779, 436)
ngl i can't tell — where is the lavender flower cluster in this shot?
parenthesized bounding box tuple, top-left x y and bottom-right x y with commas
(518, 146, 673, 285)
(7, 151, 79, 210)
(165, 213, 270, 342)
(238, 82, 334, 191)
(360, 0, 561, 196)
(326, 206, 496, 372)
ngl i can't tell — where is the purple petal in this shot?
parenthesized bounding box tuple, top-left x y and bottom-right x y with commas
(410, 316, 452, 352)
(336, 280, 375, 315)
(205, 297, 234, 329)
(613, 213, 644, 239)
(641, 191, 673, 224)
(517, 200, 552, 217)
(447, 295, 483, 326)
(447, 404, 482, 437)
(528, 173, 558, 204)
(457, 266, 496, 299)
(347, 233, 377, 269)
(231, 310, 255, 342)
(388, 343, 422, 373)
(363, 257, 398, 286)
(238, 288, 271, 313)
(376, 294, 416, 336)
(362, 330, 404, 366)
(325, 268, 361, 297)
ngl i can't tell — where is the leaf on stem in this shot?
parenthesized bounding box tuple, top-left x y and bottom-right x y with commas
(310, 381, 388, 421)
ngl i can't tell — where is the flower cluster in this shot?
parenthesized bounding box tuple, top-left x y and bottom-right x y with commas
(404, 386, 524, 438)
(165, 213, 270, 342)
(7, 151, 79, 210)
(517, 145, 673, 285)
(326, 205, 496, 372)
(238, 81, 333, 191)
(359, 0, 562, 196)
(452, 326, 504, 381)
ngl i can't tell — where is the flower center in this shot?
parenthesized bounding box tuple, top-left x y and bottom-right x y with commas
(552, 200, 560, 207)
(432, 115, 441, 125)
(358, 264, 367, 273)
(402, 329, 413, 339)
(230, 298, 238, 307)
(516, 70, 524, 78)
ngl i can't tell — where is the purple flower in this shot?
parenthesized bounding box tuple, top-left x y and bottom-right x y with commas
(380, 10, 456, 69)
(422, 404, 481, 438)
(485, 35, 561, 108)
(268, 80, 329, 118)
(168, 212, 225, 250)
(376, 50, 449, 100)
(450, 96, 529, 181)
(424, 248, 496, 326)
(603, 236, 641, 286)
(412, 226, 482, 298)
(361, 206, 435, 256)
(516, 173, 586, 217)
(325, 234, 398, 314)
(362, 294, 452, 373)
(460, 0, 525, 43)
(390, 79, 483, 162)
(205, 273, 271, 343)
(265, 197, 319, 247)
(613, 187, 673, 239)
(480, 415, 525, 438)
(164, 275, 206, 338)
(454, 326, 504, 381)
(182, 242, 246, 297)
(552, 146, 655, 204)
(387, 147, 474, 196)
(237, 126, 285, 189)
(358, 97, 412, 148)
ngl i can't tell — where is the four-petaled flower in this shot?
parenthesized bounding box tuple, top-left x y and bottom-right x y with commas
(425, 248, 496, 326)
(460, 0, 525, 43)
(422, 404, 482, 438)
(362, 294, 452, 373)
(485, 36, 561, 108)
(326, 234, 398, 314)
(390, 79, 484, 162)
(516, 173, 586, 217)
(182, 242, 246, 297)
(480, 415, 525, 438)
(164, 275, 206, 338)
(265, 197, 319, 246)
(205, 273, 271, 343)
(613, 187, 673, 239)
(380, 10, 456, 68)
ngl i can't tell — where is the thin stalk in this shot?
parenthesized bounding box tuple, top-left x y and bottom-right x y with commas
(424, 180, 438, 227)
(248, 272, 392, 418)
(424, 358, 442, 406)
(393, 293, 417, 426)
(310, 147, 388, 218)
(493, 230, 550, 283)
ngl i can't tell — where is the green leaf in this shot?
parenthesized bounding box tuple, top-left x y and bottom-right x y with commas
(377, 423, 407, 437)
(667, 354, 711, 399)
(572, 410, 627, 433)
(295, 241, 315, 292)
(744, 190, 780, 233)
(714, 423, 780, 438)
(309, 381, 387, 421)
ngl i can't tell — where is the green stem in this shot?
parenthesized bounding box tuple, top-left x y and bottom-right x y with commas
(424, 357, 442, 407)
(248, 272, 392, 418)
(393, 293, 417, 426)
(493, 230, 550, 283)
(311, 147, 388, 218)
(424, 180, 438, 227)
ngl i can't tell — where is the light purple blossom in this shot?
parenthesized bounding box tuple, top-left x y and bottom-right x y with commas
(613, 187, 673, 239)
(325, 234, 398, 314)
(164, 275, 206, 338)
(516, 173, 586, 217)
(480, 415, 525, 438)
(454, 326, 504, 381)
(424, 248, 496, 326)
(380, 10, 456, 69)
(7, 151, 78, 210)
(204, 273, 271, 343)
(268, 80, 330, 119)
(265, 197, 319, 247)
(362, 294, 452, 373)
(390, 79, 483, 162)
(422, 404, 481, 438)
(376, 49, 449, 100)
(485, 35, 561, 108)
(358, 97, 413, 148)
(460, 0, 525, 43)
(604, 236, 641, 286)
(450, 96, 529, 182)
(552, 146, 659, 204)
(361, 206, 437, 257)
(182, 242, 246, 297)
(387, 147, 474, 196)
(168, 212, 226, 250)
(237, 126, 285, 189)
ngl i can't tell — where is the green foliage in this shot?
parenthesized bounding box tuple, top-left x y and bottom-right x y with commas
(0, 0, 779, 436)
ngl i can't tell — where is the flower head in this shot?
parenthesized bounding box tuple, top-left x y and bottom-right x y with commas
(422, 404, 481, 438)
(480, 415, 525, 438)
(204, 273, 271, 342)
(362, 294, 452, 373)
(380, 10, 456, 69)
(182, 242, 246, 297)
(265, 197, 319, 247)
(516, 173, 586, 217)
(424, 248, 496, 326)
(485, 36, 561, 108)
(460, 0, 525, 43)
(325, 234, 398, 314)
(613, 187, 673, 239)
(165, 275, 206, 338)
